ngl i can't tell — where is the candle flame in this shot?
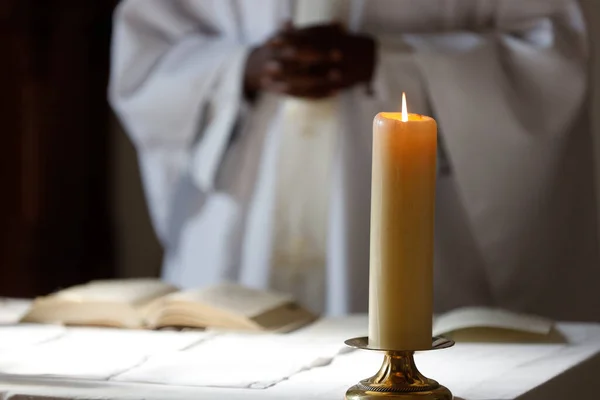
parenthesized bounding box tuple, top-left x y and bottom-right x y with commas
(401, 92, 408, 122)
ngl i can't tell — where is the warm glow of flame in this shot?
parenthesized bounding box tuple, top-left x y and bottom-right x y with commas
(401, 92, 408, 122)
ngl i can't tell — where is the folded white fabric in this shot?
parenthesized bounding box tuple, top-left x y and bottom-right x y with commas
(112, 331, 350, 389)
(0, 327, 212, 380)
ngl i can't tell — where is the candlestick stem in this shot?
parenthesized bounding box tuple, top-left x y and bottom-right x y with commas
(371, 351, 434, 389)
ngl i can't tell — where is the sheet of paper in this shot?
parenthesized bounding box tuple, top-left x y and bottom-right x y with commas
(112, 332, 349, 388)
(0, 327, 212, 380)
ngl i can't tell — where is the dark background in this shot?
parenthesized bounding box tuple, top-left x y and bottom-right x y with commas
(0, 0, 118, 296)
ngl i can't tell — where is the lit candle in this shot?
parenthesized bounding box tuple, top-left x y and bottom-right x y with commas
(368, 93, 437, 350)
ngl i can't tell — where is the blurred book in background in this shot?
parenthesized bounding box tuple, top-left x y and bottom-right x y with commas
(20, 279, 316, 333)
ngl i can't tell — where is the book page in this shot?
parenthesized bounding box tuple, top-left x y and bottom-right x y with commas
(170, 283, 293, 318)
(54, 279, 178, 307)
(433, 307, 557, 342)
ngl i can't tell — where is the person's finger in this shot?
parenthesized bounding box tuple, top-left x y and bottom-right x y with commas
(277, 45, 342, 66)
(296, 84, 341, 99)
(328, 68, 342, 83)
(328, 20, 346, 33)
(303, 89, 339, 99)
(271, 22, 344, 50)
(263, 60, 283, 76)
(262, 72, 340, 98)
(278, 84, 337, 99)
(259, 75, 277, 89)
(329, 48, 343, 62)
(267, 32, 290, 47)
(279, 46, 323, 64)
(267, 21, 295, 47)
(267, 37, 284, 47)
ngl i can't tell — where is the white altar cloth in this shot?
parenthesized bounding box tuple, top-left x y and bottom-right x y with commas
(0, 299, 598, 400)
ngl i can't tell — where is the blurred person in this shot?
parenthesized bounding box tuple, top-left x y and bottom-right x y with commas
(109, 0, 600, 320)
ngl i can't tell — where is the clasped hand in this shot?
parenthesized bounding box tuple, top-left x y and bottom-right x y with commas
(245, 22, 376, 100)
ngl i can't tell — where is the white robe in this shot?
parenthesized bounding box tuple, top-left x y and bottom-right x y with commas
(109, 0, 600, 320)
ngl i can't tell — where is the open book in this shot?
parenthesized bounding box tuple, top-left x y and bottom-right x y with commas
(433, 307, 564, 343)
(20, 279, 317, 332)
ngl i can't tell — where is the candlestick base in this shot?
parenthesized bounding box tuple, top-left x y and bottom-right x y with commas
(344, 337, 454, 400)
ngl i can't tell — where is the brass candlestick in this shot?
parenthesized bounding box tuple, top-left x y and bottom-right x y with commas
(344, 336, 454, 400)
